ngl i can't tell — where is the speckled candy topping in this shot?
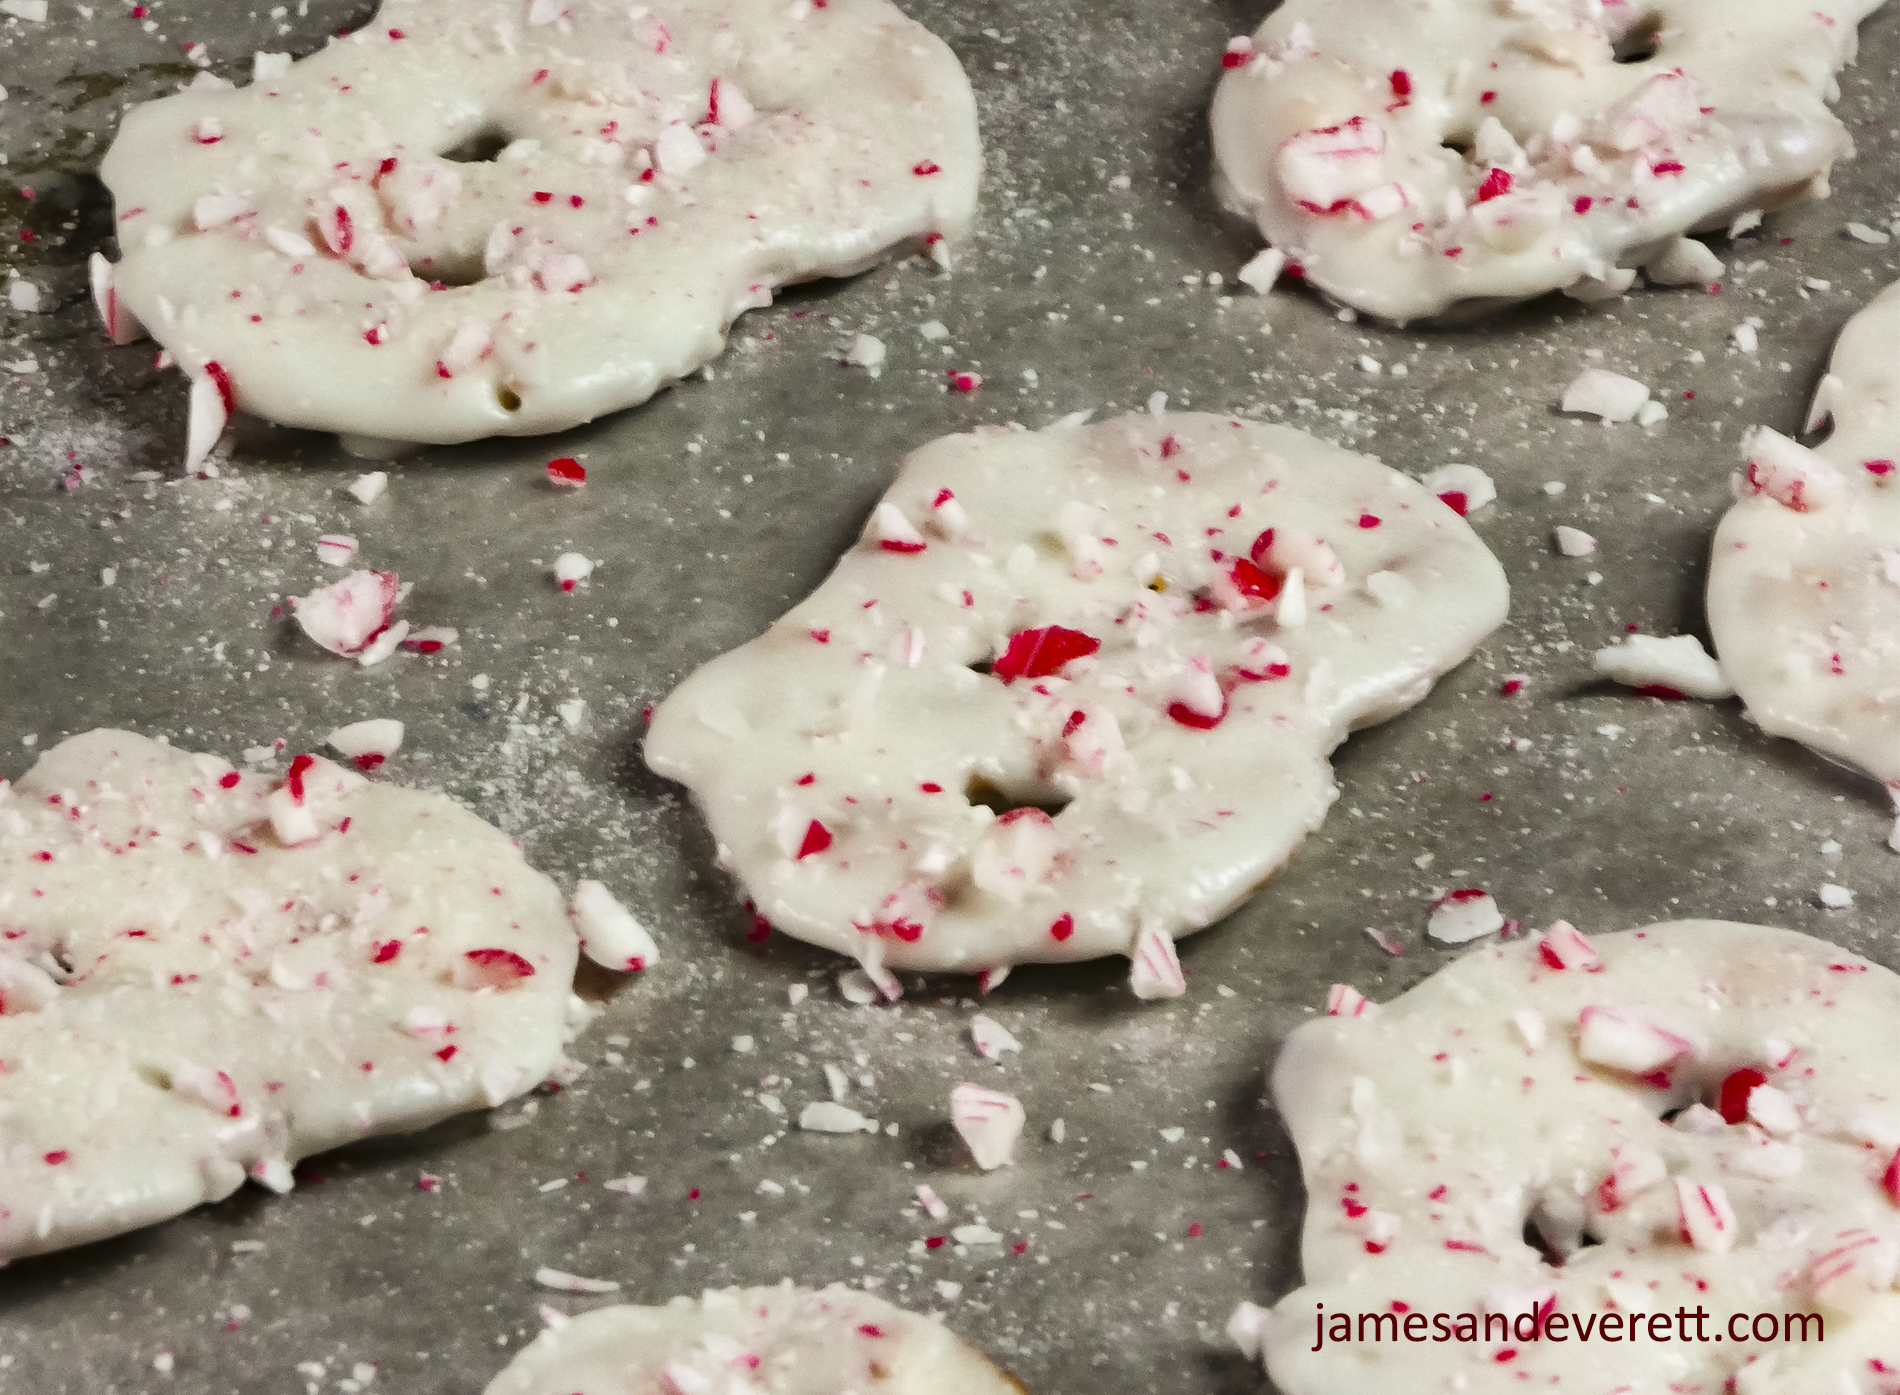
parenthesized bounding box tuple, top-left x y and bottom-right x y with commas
(482, 1283, 1023, 1394)
(0, 730, 585, 1262)
(1709, 280, 1900, 835)
(1209, 0, 1884, 323)
(1257, 920, 1900, 1395)
(95, 0, 979, 453)
(644, 412, 1508, 980)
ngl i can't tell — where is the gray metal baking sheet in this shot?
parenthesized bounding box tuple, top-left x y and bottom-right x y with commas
(4, 0, 1900, 1390)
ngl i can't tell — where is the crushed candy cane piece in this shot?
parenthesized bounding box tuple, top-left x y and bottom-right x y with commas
(348, 471, 388, 504)
(799, 1101, 878, 1134)
(326, 718, 403, 769)
(1129, 927, 1186, 999)
(295, 569, 399, 656)
(1554, 526, 1597, 557)
(1593, 633, 1734, 700)
(1577, 1005, 1696, 1075)
(950, 1083, 1025, 1169)
(1561, 369, 1651, 424)
(1427, 889, 1503, 944)
(572, 880, 659, 972)
(969, 1013, 1021, 1059)
(553, 553, 594, 591)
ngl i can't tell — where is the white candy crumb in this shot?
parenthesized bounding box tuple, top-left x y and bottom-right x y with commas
(786, 983, 809, 1006)
(1729, 210, 1763, 238)
(731, 1035, 755, 1054)
(153, 1352, 174, 1375)
(1636, 400, 1669, 428)
(347, 471, 387, 504)
(1050, 1118, 1066, 1143)
(1592, 633, 1735, 700)
(1561, 368, 1650, 423)
(603, 1176, 647, 1195)
(0, 1, 49, 20)
(1236, 248, 1286, 294)
(917, 319, 949, 341)
(799, 1101, 879, 1134)
(1731, 322, 1760, 353)
(843, 332, 886, 375)
(6, 277, 42, 313)
(837, 969, 880, 1005)
(936, 1280, 963, 1301)
(557, 699, 586, 732)
(1427, 891, 1504, 944)
(1847, 221, 1892, 245)
(950, 1083, 1025, 1170)
(1228, 1301, 1270, 1363)
(1357, 355, 1382, 375)
(1819, 883, 1854, 909)
(571, 880, 659, 973)
(533, 1267, 620, 1294)
(1554, 526, 1597, 557)
(326, 717, 403, 764)
(969, 1013, 1021, 1059)
(916, 1184, 950, 1221)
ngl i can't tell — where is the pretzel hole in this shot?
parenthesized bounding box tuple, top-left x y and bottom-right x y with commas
(1440, 133, 1474, 158)
(964, 774, 1071, 821)
(1523, 1212, 1601, 1267)
(1612, 14, 1663, 63)
(496, 385, 522, 412)
(441, 128, 512, 163)
(409, 253, 489, 287)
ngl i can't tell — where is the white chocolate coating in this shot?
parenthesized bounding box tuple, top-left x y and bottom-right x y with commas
(1210, 0, 1883, 323)
(645, 413, 1508, 976)
(1261, 921, 1900, 1395)
(482, 1283, 1022, 1395)
(98, 0, 979, 445)
(0, 730, 582, 1261)
(1709, 280, 1900, 788)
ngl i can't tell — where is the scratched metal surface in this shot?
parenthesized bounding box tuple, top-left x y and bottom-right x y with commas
(3, 1, 1900, 1391)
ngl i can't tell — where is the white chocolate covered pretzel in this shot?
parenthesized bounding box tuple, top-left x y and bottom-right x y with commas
(483, 1283, 1022, 1395)
(1210, 0, 1884, 323)
(1709, 281, 1900, 835)
(0, 730, 585, 1261)
(645, 412, 1507, 981)
(96, 0, 978, 458)
(1253, 920, 1900, 1395)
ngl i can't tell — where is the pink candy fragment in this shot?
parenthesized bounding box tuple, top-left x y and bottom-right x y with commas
(950, 1082, 1025, 1170)
(1129, 927, 1186, 1000)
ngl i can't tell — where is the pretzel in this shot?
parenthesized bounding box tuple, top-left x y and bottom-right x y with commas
(1210, 0, 1882, 322)
(1708, 279, 1900, 842)
(1253, 919, 1900, 1394)
(95, 0, 978, 463)
(0, 730, 584, 1261)
(645, 412, 1507, 984)
(484, 1283, 1023, 1394)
